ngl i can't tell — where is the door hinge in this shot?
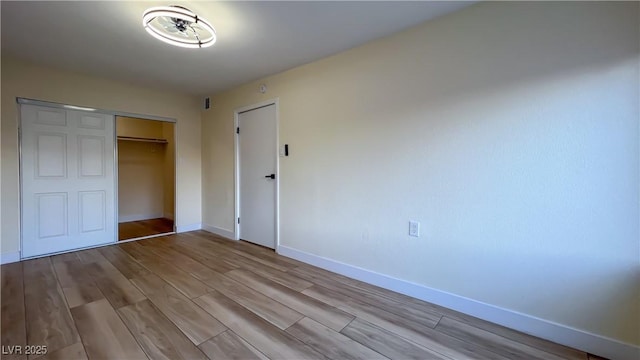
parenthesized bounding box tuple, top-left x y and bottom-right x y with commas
(236, 127, 239, 134)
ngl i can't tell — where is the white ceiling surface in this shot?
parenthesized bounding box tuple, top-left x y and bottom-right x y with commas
(1, 1, 473, 96)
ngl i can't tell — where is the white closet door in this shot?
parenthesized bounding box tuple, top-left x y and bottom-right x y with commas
(21, 105, 116, 258)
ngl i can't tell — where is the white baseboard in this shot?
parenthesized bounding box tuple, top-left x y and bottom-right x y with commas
(119, 213, 163, 223)
(176, 223, 201, 233)
(202, 224, 235, 240)
(277, 245, 639, 360)
(1, 251, 21, 264)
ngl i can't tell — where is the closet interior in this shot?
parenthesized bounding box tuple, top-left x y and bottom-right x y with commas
(116, 116, 175, 241)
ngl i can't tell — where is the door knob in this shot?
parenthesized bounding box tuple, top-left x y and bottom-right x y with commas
(264, 174, 275, 179)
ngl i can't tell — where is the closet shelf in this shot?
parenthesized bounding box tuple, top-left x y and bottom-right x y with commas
(117, 136, 168, 144)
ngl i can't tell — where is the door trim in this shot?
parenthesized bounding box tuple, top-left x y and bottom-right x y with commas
(234, 98, 280, 250)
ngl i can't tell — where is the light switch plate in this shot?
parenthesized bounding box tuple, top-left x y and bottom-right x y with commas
(409, 221, 420, 237)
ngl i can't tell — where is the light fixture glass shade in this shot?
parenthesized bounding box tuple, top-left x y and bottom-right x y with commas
(142, 6, 216, 48)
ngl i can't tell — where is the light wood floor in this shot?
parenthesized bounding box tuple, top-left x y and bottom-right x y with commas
(118, 218, 174, 241)
(1, 231, 597, 360)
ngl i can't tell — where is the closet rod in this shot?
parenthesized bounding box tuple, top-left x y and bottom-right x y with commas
(117, 136, 168, 144)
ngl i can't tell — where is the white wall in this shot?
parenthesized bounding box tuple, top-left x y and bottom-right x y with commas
(202, 1, 639, 352)
(1, 56, 202, 256)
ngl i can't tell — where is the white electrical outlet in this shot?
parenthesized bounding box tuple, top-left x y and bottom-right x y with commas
(409, 221, 420, 237)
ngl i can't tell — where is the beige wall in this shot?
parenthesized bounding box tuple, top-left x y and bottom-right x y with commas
(202, 1, 639, 347)
(1, 56, 202, 254)
(116, 117, 175, 222)
(117, 140, 165, 222)
(117, 116, 164, 138)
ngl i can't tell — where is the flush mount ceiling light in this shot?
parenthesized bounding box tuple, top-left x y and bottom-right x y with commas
(143, 5, 216, 49)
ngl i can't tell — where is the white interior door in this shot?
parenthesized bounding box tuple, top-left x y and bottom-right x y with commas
(21, 104, 116, 258)
(238, 104, 277, 248)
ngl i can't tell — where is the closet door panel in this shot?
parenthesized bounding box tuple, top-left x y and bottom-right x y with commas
(36, 132, 67, 178)
(21, 105, 116, 258)
(79, 190, 106, 233)
(78, 135, 106, 177)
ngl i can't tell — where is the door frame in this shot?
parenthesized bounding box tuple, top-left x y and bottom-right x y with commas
(234, 98, 280, 250)
(17, 97, 177, 259)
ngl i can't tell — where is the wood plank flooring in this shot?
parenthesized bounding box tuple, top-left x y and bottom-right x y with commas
(1, 230, 593, 360)
(118, 218, 174, 241)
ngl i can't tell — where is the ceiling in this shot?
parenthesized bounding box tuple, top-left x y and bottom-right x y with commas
(1, 1, 473, 96)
